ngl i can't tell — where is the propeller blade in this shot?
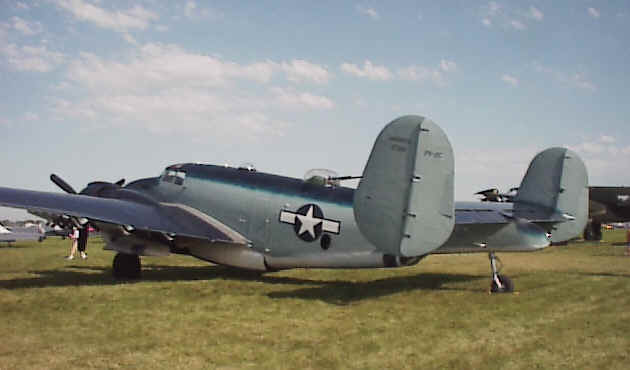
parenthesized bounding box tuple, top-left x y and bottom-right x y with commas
(50, 174, 77, 194)
(115, 178, 125, 186)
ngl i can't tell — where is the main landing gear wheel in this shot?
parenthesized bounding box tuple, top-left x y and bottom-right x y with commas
(113, 253, 141, 279)
(489, 252, 514, 293)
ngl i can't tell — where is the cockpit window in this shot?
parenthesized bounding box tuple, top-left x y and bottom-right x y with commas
(161, 169, 186, 185)
(174, 171, 186, 185)
(304, 169, 340, 187)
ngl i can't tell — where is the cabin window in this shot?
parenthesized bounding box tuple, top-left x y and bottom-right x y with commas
(174, 171, 186, 185)
(161, 169, 187, 185)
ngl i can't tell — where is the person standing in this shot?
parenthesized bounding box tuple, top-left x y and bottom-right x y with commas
(78, 227, 89, 259)
(65, 227, 79, 260)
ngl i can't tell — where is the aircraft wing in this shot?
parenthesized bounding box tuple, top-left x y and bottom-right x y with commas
(0, 187, 248, 244)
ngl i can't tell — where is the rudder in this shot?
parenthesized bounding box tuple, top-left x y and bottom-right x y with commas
(354, 115, 455, 257)
(514, 147, 588, 243)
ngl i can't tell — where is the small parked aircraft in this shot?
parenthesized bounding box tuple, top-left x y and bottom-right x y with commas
(0, 221, 45, 244)
(582, 187, 630, 240)
(0, 115, 588, 292)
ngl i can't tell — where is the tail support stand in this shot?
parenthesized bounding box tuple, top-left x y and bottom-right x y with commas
(489, 252, 513, 293)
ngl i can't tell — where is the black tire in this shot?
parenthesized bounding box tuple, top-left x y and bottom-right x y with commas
(113, 253, 141, 279)
(490, 274, 514, 293)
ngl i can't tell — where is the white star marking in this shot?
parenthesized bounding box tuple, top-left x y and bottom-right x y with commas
(296, 205, 322, 238)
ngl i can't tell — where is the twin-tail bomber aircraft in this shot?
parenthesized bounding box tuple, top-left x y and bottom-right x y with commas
(0, 115, 588, 293)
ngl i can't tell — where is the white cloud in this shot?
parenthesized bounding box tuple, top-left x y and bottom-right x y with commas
(567, 136, 630, 185)
(532, 61, 552, 74)
(532, 62, 597, 92)
(270, 87, 334, 110)
(52, 87, 289, 138)
(398, 65, 429, 81)
(11, 16, 43, 35)
(568, 135, 623, 156)
(1, 43, 64, 72)
(340, 59, 456, 86)
(280, 60, 331, 84)
(501, 74, 519, 87)
(588, 7, 600, 19)
(353, 96, 367, 107)
(22, 112, 39, 121)
(356, 5, 380, 20)
(50, 44, 333, 137)
(481, 2, 540, 30)
(572, 73, 596, 91)
(480, 1, 501, 26)
(55, 0, 158, 32)
(529, 6, 543, 21)
(66, 44, 275, 91)
(182, 0, 222, 20)
(16, 2, 29, 10)
(184, 1, 197, 18)
(488, 1, 501, 16)
(510, 20, 526, 30)
(122, 33, 137, 45)
(439, 59, 457, 72)
(340, 60, 392, 80)
(398, 65, 449, 87)
(398, 60, 457, 87)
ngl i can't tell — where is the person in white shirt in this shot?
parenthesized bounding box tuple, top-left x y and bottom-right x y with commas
(65, 227, 80, 260)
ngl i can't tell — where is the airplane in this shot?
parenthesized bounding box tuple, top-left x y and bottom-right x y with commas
(0, 221, 46, 245)
(583, 187, 630, 240)
(475, 187, 519, 203)
(0, 115, 588, 293)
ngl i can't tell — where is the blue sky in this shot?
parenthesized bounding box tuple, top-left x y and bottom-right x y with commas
(1, 0, 629, 219)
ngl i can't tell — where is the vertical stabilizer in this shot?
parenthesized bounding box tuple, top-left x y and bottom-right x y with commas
(354, 115, 455, 257)
(514, 147, 588, 243)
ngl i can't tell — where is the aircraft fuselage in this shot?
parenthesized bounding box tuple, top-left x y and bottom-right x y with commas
(118, 163, 548, 270)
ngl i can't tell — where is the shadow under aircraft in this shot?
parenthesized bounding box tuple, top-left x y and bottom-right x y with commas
(0, 115, 588, 293)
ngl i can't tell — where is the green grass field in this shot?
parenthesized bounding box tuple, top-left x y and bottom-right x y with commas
(1, 230, 629, 369)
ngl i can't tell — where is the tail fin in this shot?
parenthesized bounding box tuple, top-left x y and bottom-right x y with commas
(354, 115, 454, 257)
(514, 147, 588, 243)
